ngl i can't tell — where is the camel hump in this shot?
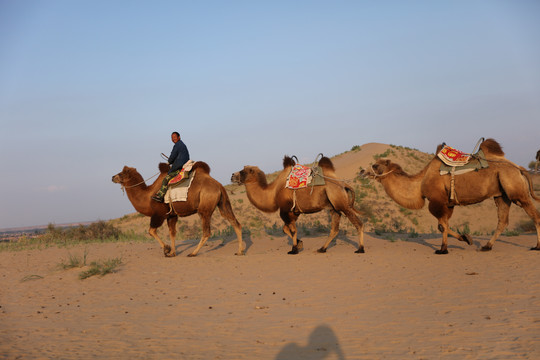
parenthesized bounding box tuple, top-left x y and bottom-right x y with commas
(480, 138, 504, 156)
(318, 156, 335, 171)
(435, 139, 505, 157)
(192, 161, 210, 174)
(283, 156, 296, 168)
(158, 162, 170, 173)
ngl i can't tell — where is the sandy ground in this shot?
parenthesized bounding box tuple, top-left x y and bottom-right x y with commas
(1, 231, 539, 359)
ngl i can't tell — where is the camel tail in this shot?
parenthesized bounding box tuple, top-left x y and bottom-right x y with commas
(344, 184, 365, 217)
(521, 169, 540, 202)
(217, 185, 242, 225)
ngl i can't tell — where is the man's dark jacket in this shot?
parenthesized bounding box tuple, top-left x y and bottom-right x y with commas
(168, 140, 190, 173)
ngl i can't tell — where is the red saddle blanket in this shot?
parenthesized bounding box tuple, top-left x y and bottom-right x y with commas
(437, 145, 471, 166)
(168, 160, 195, 185)
(169, 169, 188, 185)
(286, 165, 312, 189)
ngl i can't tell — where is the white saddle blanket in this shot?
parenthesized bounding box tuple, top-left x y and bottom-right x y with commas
(164, 170, 196, 203)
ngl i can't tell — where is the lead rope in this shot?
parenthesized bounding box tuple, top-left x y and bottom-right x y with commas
(121, 172, 160, 195)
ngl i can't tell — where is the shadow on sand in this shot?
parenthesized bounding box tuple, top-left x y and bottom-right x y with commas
(275, 324, 346, 360)
(173, 230, 254, 256)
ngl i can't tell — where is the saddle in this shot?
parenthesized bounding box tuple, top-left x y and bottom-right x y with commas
(438, 145, 488, 175)
(437, 141, 489, 204)
(286, 164, 326, 189)
(165, 170, 196, 203)
(285, 163, 326, 213)
(165, 160, 196, 203)
(168, 160, 195, 185)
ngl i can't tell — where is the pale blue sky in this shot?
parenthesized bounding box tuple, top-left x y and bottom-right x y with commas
(1, 0, 539, 229)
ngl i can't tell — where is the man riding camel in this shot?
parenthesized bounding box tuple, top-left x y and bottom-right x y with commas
(151, 131, 190, 202)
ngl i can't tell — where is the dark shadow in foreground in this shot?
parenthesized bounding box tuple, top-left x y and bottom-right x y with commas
(275, 324, 346, 360)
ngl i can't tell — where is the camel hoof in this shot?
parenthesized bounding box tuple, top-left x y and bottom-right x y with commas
(355, 247, 365, 254)
(530, 247, 540, 251)
(317, 247, 327, 253)
(187, 253, 197, 257)
(163, 245, 172, 256)
(435, 249, 449, 255)
(460, 234, 473, 245)
(481, 245, 492, 252)
(235, 251, 246, 256)
(165, 252, 176, 258)
(288, 246, 299, 255)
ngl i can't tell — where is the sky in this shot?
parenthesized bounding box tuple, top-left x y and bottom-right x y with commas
(1, 0, 539, 229)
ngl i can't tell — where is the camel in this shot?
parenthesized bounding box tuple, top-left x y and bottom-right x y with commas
(231, 155, 365, 254)
(361, 138, 540, 254)
(112, 162, 244, 257)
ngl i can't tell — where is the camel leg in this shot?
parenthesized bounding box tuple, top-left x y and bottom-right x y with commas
(166, 215, 178, 257)
(231, 220, 244, 256)
(515, 200, 540, 251)
(481, 196, 511, 251)
(318, 210, 341, 253)
(343, 209, 366, 254)
(430, 202, 453, 254)
(436, 221, 450, 255)
(149, 215, 173, 257)
(188, 213, 212, 257)
(280, 211, 302, 254)
(445, 226, 473, 246)
(217, 198, 244, 255)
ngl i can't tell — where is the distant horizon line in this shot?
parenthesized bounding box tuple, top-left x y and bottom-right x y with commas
(0, 220, 102, 233)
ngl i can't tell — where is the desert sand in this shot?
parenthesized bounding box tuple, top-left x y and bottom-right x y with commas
(3, 142, 539, 359)
(1, 231, 539, 359)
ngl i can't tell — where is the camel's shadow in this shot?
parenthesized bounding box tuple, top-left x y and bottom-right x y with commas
(281, 229, 359, 253)
(286, 231, 534, 253)
(275, 324, 346, 360)
(174, 230, 254, 256)
(369, 232, 509, 252)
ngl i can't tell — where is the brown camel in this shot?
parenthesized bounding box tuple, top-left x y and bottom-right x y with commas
(112, 162, 244, 257)
(231, 155, 365, 254)
(362, 138, 540, 254)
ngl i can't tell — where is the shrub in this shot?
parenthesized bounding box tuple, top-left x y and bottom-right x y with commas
(79, 258, 123, 280)
(503, 229, 521, 237)
(516, 220, 536, 233)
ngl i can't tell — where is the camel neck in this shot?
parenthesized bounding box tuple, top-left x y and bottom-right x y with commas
(244, 170, 289, 213)
(378, 166, 427, 210)
(124, 174, 166, 216)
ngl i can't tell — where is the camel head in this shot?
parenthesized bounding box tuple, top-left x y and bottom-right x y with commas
(360, 159, 403, 181)
(231, 166, 267, 186)
(112, 166, 143, 186)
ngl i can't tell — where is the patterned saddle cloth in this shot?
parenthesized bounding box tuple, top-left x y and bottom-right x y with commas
(438, 145, 488, 175)
(286, 165, 325, 189)
(168, 160, 195, 185)
(165, 170, 196, 203)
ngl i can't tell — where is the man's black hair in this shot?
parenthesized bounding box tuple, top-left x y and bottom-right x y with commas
(172, 131, 180, 137)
